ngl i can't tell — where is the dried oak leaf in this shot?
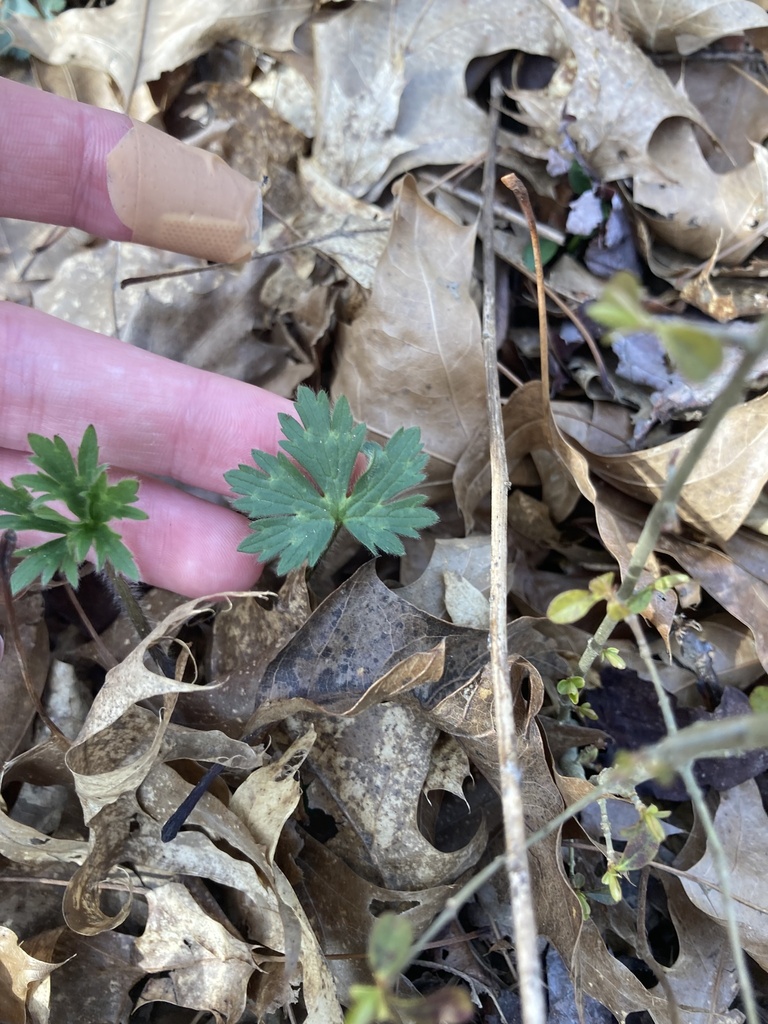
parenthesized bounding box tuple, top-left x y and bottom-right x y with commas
(681, 779, 768, 972)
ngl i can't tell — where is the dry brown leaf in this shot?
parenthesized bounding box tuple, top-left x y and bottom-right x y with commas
(660, 877, 741, 1024)
(191, 574, 310, 735)
(6, 0, 315, 105)
(294, 831, 458, 1000)
(513, 0, 707, 179)
(507, 0, 768, 264)
(634, 120, 768, 265)
(0, 925, 60, 1024)
(557, 390, 768, 544)
(301, 704, 487, 889)
(455, 380, 593, 534)
(0, 590, 48, 761)
(308, 0, 561, 197)
(398, 536, 494, 620)
(250, 562, 489, 728)
(268, 866, 345, 1024)
(681, 779, 768, 972)
(0, 809, 86, 869)
(230, 726, 315, 864)
(37, 930, 143, 1024)
(135, 882, 257, 1024)
(618, 0, 768, 53)
(334, 175, 488, 494)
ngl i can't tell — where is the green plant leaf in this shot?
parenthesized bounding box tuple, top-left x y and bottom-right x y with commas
(0, 425, 147, 592)
(523, 236, 560, 271)
(368, 913, 413, 985)
(226, 387, 438, 574)
(589, 271, 650, 332)
(656, 321, 723, 381)
(547, 588, 599, 624)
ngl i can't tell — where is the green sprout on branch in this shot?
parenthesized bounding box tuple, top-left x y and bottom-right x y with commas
(0, 425, 147, 593)
(225, 386, 438, 575)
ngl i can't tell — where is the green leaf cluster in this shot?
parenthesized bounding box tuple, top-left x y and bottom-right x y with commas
(547, 570, 689, 625)
(0, 425, 147, 592)
(225, 387, 438, 575)
(589, 271, 723, 381)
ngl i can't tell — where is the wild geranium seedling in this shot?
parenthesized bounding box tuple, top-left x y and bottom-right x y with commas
(0, 425, 147, 593)
(225, 386, 438, 574)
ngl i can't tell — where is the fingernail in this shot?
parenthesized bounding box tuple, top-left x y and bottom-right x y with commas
(106, 119, 262, 263)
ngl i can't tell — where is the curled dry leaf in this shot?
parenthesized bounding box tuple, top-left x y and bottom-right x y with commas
(230, 726, 316, 864)
(0, 925, 61, 1024)
(5, 0, 315, 104)
(135, 883, 257, 1024)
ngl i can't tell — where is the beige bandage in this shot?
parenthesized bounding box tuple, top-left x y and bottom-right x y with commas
(106, 119, 262, 263)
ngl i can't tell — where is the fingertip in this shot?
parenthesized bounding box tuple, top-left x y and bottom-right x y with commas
(119, 490, 265, 599)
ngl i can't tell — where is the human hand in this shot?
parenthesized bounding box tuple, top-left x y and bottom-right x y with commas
(0, 79, 296, 598)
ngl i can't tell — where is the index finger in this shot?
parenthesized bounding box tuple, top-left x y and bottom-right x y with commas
(0, 79, 262, 263)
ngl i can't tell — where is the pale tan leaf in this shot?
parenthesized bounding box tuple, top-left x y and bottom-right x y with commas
(6, 0, 315, 105)
(443, 571, 490, 630)
(0, 926, 60, 1024)
(681, 779, 768, 971)
(617, 0, 768, 55)
(333, 175, 488, 490)
(556, 390, 768, 544)
(230, 727, 315, 863)
(308, 0, 561, 196)
(136, 883, 257, 1024)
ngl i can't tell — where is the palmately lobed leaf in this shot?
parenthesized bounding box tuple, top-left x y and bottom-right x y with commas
(226, 387, 438, 572)
(0, 425, 146, 591)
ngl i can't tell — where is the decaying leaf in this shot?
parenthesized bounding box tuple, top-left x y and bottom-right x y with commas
(681, 779, 768, 972)
(0, 925, 60, 1024)
(334, 175, 488, 494)
(5, 0, 315, 104)
(135, 883, 258, 1024)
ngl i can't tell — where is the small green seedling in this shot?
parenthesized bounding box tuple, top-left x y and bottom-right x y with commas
(0, 425, 147, 593)
(345, 913, 473, 1024)
(225, 386, 438, 575)
(589, 271, 722, 381)
(547, 570, 689, 626)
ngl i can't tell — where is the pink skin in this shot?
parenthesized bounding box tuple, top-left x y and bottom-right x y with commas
(0, 80, 296, 597)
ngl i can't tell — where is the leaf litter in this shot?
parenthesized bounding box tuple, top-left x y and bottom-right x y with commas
(4, 1, 768, 1022)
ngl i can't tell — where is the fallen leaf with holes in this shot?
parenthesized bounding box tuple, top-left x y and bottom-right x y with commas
(135, 883, 259, 1024)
